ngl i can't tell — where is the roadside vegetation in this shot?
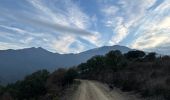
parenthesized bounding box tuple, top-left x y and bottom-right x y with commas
(77, 50, 170, 100)
(0, 50, 170, 100)
(0, 68, 78, 100)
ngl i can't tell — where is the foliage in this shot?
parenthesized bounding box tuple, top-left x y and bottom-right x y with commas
(144, 52, 156, 61)
(45, 67, 78, 99)
(1, 69, 49, 100)
(64, 68, 78, 84)
(124, 50, 145, 60)
(77, 50, 170, 100)
(1, 50, 170, 100)
(0, 85, 4, 95)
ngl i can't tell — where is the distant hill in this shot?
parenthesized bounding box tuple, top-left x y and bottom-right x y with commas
(0, 45, 131, 84)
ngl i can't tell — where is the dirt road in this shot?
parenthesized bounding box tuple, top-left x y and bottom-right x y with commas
(71, 80, 142, 100)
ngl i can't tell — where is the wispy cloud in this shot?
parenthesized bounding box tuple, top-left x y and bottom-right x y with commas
(26, 0, 102, 52)
(0, 42, 27, 50)
(101, 0, 157, 45)
(130, 0, 170, 54)
(22, 18, 93, 36)
(0, 0, 170, 54)
(99, 0, 170, 54)
(52, 35, 76, 53)
(0, 0, 102, 53)
(27, 0, 90, 29)
(132, 33, 169, 49)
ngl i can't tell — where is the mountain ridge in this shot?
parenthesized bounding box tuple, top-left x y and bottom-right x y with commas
(0, 45, 131, 84)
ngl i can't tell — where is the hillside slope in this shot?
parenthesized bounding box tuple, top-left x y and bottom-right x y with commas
(0, 45, 131, 84)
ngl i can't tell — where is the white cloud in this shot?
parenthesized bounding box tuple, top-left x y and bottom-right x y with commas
(0, 25, 82, 53)
(52, 35, 85, 54)
(0, 25, 46, 37)
(1, 0, 170, 54)
(70, 41, 85, 53)
(0, 24, 101, 53)
(20, 37, 34, 44)
(109, 24, 128, 44)
(100, 0, 170, 55)
(131, 33, 170, 50)
(0, 25, 25, 35)
(51, 31, 101, 53)
(52, 35, 76, 53)
(102, 0, 157, 45)
(102, 5, 118, 17)
(27, 0, 90, 29)
(23, 18, 94, 36)
(130, 0, 170, 51)
(101, 6, 119, 27)
(0, 25, 57, 50)
(66, 1, 90, 29)
(27, 0, 69, 26)
(25, 0, 101, 52)
(154, 0, 170, 12)
(157, 17, 170, 29)
(0, 42, 26, 50)
(0, 0, 101, 53)
(81, 31, 102, 47)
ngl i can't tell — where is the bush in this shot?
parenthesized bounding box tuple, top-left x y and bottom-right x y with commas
(144, 52, 156, 61)
(0, 85, 4, 95)
(124, 50, 145, 60)
(77, 50, 170, 100)
(64, 68, 78, 84)
(5, 70, 49, 100)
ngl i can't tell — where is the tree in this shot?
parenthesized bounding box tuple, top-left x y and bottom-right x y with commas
(124, 50, 145, 60)
(105, 50, 126, 71)
(144, 52, 156, 61)
(6, 70, 49, 100)
(64, 67, 78, 84)
(86, 55, 105, 71)
(77, 55, 105, 80)
(0, 85, 4, 95)
(47, 68, 67, 88)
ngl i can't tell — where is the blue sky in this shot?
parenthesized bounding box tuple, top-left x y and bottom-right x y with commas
(0, 0, 170, 54)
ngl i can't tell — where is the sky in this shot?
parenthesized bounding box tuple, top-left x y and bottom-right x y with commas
(0, 0, 170, 54)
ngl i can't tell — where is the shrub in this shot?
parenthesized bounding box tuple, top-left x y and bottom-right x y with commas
(5, 70, 49, 100)
(124, 50, 145, 60)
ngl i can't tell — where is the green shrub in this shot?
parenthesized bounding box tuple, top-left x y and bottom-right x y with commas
(5, 70, 49, 100)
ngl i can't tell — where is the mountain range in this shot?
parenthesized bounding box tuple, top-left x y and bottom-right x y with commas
(0, 45, 131, 85)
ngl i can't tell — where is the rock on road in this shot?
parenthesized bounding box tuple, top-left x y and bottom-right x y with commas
(71, 80, 142, 100)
